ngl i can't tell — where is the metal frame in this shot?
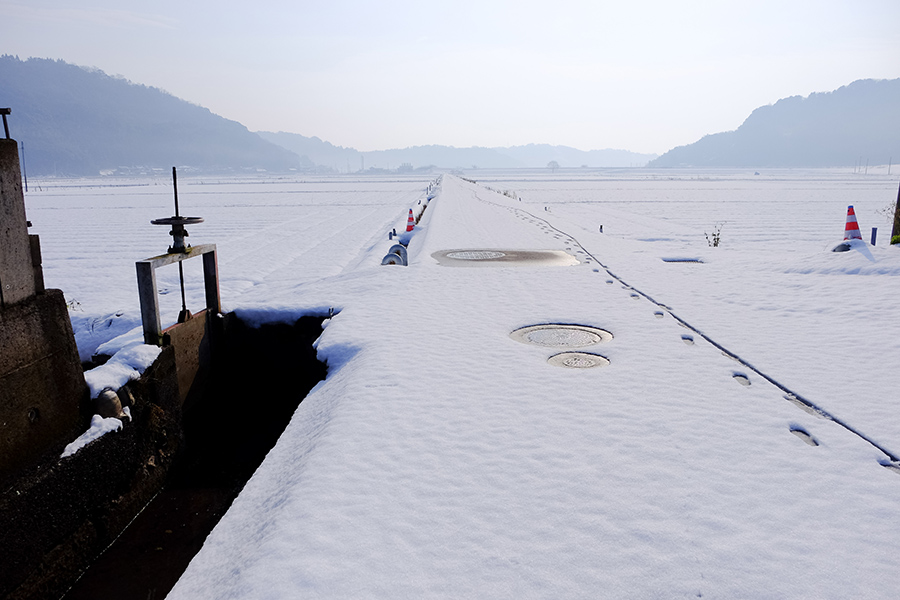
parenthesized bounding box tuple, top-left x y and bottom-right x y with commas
(136, 243, 220, 345)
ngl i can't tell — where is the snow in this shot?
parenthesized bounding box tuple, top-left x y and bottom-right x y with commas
(60, 407, 131, 458)
(24, 169, 900, 597)
(83, 342, 161, 398)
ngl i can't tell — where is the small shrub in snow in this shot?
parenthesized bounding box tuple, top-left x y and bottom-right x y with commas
(705, 222, 725, 247)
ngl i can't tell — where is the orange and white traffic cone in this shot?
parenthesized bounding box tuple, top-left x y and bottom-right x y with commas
(843, 205, 862, 240)
(406, 209, 415, 232)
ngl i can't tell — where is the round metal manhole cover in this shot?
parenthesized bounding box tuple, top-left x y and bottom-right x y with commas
(510, 324, 613, 347)
(432, 249, 579, 267)
(446, 250, 507, 260)
(548, 352, 610, 369)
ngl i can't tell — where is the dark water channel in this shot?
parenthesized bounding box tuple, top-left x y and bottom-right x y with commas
(62, 316, 327, 600)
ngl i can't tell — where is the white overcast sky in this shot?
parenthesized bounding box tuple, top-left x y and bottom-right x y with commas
(3, 0, 899, 154)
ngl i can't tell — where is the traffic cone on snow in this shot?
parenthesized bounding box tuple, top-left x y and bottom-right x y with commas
(406, 209, 415, 232)
(843, 205, 862, 240)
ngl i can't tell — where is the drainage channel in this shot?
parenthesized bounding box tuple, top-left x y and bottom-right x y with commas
(61, 315, 327, 600)
(474, 189, 900, 466)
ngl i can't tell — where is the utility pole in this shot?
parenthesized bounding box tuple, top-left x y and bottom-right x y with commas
(20, 141, 27, 192)
(892, 182, 900, 245)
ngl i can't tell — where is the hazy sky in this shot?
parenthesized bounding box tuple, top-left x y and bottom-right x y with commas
(4, 0, 899, 154)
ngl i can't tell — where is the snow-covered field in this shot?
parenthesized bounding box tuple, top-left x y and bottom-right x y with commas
(25, 169, 900, 598)
(27, 175, 429, 358)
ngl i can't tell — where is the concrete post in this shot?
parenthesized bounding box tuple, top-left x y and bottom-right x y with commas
(0, 139, 36, 307)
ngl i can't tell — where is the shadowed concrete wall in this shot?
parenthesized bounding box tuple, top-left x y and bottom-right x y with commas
(0, 289, 87, 480)
(0, 347, 181, 600)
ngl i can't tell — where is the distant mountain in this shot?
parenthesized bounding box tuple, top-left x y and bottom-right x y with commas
(258, 132, 656, 171)
(0, 56, 308, 176)
(0, 55, 655, 177)
(650, 79, 900, 168)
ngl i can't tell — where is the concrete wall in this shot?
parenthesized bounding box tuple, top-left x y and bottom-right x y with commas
(0, 347, 182, 600)
(0, 289, 87, 482)
(0, 139, 35, 306)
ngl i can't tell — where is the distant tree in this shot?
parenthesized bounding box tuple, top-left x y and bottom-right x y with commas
(547, 160, 559, 172)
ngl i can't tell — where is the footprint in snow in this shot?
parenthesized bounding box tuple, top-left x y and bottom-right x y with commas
(789, 426, 819, 446)
(783, 394, 831, 420)
(654, 311, 664, 319)
(681, 334, 694, 345)
(733, 373, 751, 386)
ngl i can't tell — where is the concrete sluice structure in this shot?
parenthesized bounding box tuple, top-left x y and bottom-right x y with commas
(0, 129, 326, 600)
(0, 136, 83, 480)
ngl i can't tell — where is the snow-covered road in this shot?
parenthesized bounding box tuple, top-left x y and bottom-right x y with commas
(164, 174, 900, 599)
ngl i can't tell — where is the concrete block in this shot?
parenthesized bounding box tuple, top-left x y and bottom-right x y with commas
(0, 139, 35, 306)
(0, 289, 87, 481)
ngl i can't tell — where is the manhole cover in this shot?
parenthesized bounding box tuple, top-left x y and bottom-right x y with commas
(446, 250, 507, 260)
(510, 324, 613, 347)
(548, 352, 610, 369)
(432, 249, 579, 267)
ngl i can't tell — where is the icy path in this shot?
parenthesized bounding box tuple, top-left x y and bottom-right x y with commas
(170, 176, 900, 599)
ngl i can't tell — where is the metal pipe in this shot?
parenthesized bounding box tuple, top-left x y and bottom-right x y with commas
(172, 166, 180, 217)
(21, 141, 27, 192)
(178, 261, 188, 316)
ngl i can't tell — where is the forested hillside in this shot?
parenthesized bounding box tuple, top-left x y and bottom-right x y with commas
(0, 56, 307, 176)
(651, 79, 900, 167)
